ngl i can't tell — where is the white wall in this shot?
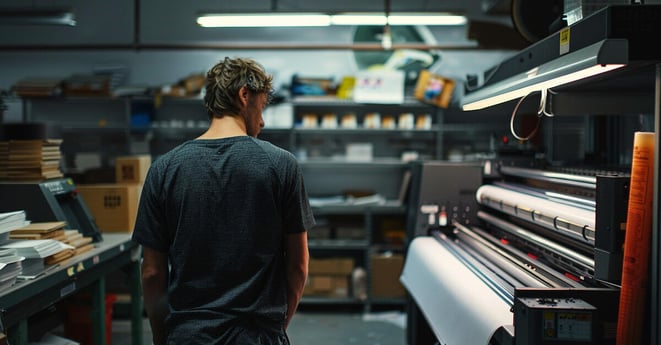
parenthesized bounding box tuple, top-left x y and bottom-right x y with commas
(0, 48, 512, 91)
(0, 50, 358, 91)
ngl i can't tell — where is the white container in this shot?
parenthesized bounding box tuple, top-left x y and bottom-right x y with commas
(346, 143, 373, 161)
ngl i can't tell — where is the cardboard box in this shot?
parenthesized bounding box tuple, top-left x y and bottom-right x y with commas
(335, 226, 366, 240)
(414, 69, 455, 109)
(307, 224, 331, 240)
(77, 184, 141, 233)
(115, 155, 151, 184)
(370, 253, 406, 298)
(303, 275, 350, 297)
(308, 257, 354, 275)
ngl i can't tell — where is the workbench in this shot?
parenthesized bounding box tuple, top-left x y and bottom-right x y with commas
(0, 233, 143, 345)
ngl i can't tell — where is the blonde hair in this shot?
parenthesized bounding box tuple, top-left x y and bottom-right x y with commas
(204, 57, 273, 119)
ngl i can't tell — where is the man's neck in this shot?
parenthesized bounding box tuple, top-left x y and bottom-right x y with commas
(197, 115, 247, 139)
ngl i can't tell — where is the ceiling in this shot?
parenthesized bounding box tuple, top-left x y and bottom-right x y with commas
(0, 0, 535, 50)
(194, 0, 515, 25)
(138, 0, 528, 50)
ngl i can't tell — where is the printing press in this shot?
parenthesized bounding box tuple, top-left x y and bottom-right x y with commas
(401, 161, 628, 345)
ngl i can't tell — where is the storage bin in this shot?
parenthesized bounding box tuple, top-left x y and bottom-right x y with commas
(62, 293, 117, 345)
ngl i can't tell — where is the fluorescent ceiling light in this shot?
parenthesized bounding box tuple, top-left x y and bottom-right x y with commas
(386, 13, 467, 26)
(330, 13, 466, 26)
(0, 9, 76, 26)
(461, 39, 628, 111)
(197, 13, 331, 27)
(197, 12, 467, 28)
(330, 14, 387, 26)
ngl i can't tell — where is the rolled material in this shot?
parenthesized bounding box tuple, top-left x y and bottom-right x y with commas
(617, 132, 656, 345)
(400, 236, 513, 345)
(476, 184, 595, 242)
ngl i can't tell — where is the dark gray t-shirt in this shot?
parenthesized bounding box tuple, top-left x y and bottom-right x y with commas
(132, 136, 315, 344)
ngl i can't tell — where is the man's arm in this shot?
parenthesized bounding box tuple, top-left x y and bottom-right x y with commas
(141, 246, 169, 345)
(285, 231, 309, 329)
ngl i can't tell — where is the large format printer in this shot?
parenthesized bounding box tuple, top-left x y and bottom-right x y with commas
(401, 162, 627, 345)
(401, 4, 661, 345)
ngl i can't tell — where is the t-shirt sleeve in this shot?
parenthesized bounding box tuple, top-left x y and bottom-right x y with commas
(132, 162, 170, 252)
(282, 156, 315, 234)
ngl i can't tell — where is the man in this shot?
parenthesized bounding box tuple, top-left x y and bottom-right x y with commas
(132, 57, 315, 345)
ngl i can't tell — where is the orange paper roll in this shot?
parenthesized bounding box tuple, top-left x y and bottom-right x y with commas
(616, 132, 656, 345)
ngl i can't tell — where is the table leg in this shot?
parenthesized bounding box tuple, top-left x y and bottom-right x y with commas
(91, 277, 106, 345)
(130, 257, 144, 345)
(7, 319, 27, 345)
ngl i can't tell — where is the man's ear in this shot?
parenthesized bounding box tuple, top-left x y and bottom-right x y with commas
(238, 86, 249, 107)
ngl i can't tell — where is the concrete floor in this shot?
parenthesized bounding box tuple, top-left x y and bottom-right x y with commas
(110, 310, 407, 345)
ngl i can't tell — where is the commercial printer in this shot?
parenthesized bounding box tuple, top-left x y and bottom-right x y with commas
(401, 161, 626, 345)
(400, 5, 661, 344)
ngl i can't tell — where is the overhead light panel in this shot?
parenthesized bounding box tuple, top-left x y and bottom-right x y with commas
(330, 14, 387, 26)
(197, 12, 467, 28)
(386, 13, 467, 26)
(0, 9, 76, 26)
(197, 13, 331, 27)
(330, 13, 466, 26)
(461, 39, 628, 111)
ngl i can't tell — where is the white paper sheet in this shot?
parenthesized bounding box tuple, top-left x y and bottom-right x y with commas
(400, 237, 513, 345)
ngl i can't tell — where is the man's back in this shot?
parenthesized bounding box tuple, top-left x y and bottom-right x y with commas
(134, 136, 311, 344)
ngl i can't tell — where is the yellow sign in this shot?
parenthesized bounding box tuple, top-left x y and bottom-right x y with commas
(559, 27, 570, 55)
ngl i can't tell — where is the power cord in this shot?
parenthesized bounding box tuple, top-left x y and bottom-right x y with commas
(509, 88, 555, 141)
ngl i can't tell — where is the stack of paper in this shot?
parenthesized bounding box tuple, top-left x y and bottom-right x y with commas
(0, 239, 71, 259)
(10, 221, 67, 241)
(0, 239, 75, 266)
(61, 230, 94, 256)
(28, 332, 80, 345)
(19, 257, 49, 280)
(0, 210, 29, 237)
(0, 253, 25, 292)
(0, 139, 64, 181)
(4, 224, 94, 279)
(44, 246, 75, 265)
(11, 78, 63, 98)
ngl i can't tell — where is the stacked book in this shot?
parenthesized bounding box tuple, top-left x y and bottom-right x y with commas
(0, 139, 64, 181)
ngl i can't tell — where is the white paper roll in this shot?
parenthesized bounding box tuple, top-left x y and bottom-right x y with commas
(400, 237, 513, 345)
(476, 184, 595, 230)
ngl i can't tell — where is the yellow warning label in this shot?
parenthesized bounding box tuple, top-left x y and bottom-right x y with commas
(559, 27, 570, 55)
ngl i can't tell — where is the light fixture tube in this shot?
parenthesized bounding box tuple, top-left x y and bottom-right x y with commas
(197, 12, 467, 28)
(197, 13, 331, 27)
(0, 9, 76, 26)
(330, 14, 387, 26)
(386, 13, 467, 26)
(461, 39, 628, 111)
